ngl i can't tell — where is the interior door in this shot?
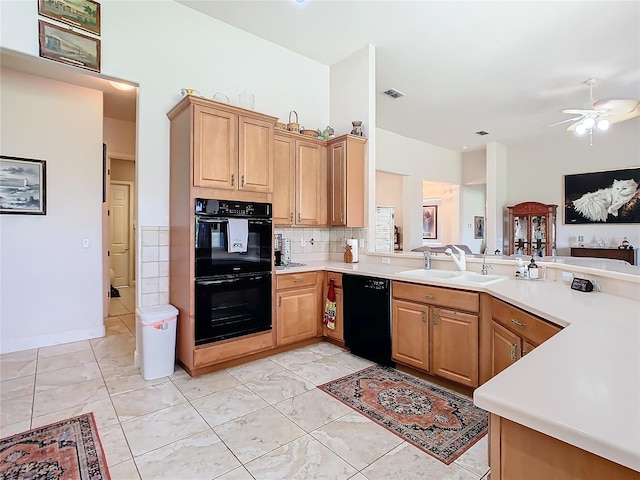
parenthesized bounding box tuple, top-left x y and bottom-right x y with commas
(110, 183, 130, 287)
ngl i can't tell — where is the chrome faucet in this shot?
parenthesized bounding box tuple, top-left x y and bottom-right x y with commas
(445, 246, 466, 271)
(481, 252, 492, 275)
(423, 249, 431, 270)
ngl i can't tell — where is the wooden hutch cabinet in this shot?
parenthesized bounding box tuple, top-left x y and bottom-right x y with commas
(507, 202, 557, 257)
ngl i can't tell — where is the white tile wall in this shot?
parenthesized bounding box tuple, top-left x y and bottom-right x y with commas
(274, 227, 367, 259)
(140, 226, 170, 308)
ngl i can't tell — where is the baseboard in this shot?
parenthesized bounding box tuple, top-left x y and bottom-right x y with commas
(0, 325, 106, 354)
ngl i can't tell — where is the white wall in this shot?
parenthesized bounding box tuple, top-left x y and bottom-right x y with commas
(423, 181, 460, 247)
(1, 0, 330, 311)
(103, 117, 135, 157)
(506, 122, 640, 253)
(460, 184, 486, 253)
(487, 142, 508, 254)
(0, 69, 104, 353)
(377, 128, 461, 250)
(376, 171, 404, 235)
(462, 149, 486, 185)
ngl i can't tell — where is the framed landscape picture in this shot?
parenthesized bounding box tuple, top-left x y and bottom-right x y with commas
(38, 20, 101, 72)
(564, 167, 640, 224)
(0, 156, 47, 215)
(422, 205, 438, 239)
(38, 0, 101, 35)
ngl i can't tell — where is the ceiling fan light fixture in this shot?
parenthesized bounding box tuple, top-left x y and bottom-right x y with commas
(596, 118, 610, 132)
(582, 117, 596, 129)
(574, 123, 587, 136)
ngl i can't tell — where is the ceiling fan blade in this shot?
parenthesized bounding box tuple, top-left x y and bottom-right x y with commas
(561, 108, 595, 115)
(593, 98, 640, 114)
(606, 105, 640, 124)
(546, 116, 582, 128)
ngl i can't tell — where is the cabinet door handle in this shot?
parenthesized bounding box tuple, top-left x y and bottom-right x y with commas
(241, 175, 245, 187)
(510, 343, 517, 362)
(422, 294, 435, 300)
(293, 278, 303, 283)
(421, 312, 426, 324)
(297, 213, 301, 222)
(290, 212, 293, 222)
(432, 312, 437, 326)
(231, 174, 235, 186)
(278, 297, 282, 307)
(340, 213, 344, 222)
(511, 319, 526, 328)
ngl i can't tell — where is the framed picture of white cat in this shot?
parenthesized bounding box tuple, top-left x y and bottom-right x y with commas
(564, 167, 640, 224)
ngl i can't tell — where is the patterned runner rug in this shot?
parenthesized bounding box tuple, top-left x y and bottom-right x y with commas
(318, 365, 487, 464)
(0, 413, 110, 479)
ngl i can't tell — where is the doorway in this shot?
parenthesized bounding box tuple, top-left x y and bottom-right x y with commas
(108, 155, 136, 318)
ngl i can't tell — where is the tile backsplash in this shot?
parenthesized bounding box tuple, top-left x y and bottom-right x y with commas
(140, 226, 169, 307)
(274, 227, 367, 257)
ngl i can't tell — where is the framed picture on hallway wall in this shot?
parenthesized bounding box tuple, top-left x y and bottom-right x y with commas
(38, 20, 101, 72)
(38, 0, 101, 35)
(422, 205, 438, 239)
(0, 156, 47, 215)
(474, 216, 485, 239)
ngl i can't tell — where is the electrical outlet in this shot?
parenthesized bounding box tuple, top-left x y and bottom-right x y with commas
(381, 257, 390, 264)
(82, 238, 90, 248)
(300, 238, 306, 247)
(359, 238, 365, 248)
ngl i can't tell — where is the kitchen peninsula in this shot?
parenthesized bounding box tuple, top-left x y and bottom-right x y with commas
(275, 256, 640, 478)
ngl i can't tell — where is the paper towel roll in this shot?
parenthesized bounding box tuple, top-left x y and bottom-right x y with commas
(346, 238, 359, 263)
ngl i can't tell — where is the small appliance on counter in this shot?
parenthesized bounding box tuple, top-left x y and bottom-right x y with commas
(274, 234, 283, 266)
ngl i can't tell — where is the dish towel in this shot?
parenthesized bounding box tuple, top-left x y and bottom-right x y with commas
(227, 218, 249, 253)
(323, 279, 336, 330)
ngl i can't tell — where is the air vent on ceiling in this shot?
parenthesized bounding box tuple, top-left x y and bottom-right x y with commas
(475, 130, 489, 136)
(382, 88, 406, 99)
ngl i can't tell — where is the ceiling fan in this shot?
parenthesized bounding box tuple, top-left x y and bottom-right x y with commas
(548, 78, 640, 144)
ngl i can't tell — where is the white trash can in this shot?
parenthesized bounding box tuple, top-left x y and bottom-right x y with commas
(135, 305, 179, 380)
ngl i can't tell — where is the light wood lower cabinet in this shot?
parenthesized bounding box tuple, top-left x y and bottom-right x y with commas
(276, 272, 322, 346)
(323, 272, 344, 343)
(490, 414, 639, 480)
(392, 299, 430, 371)
(432, 308, 478, 387)
(489, 297, 561, 378)
(392, 282, 480, 387)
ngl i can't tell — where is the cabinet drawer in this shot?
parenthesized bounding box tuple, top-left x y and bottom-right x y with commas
(277, 272, 319, 290)
(491, 297, 561, 346)
(392, 281, 479, 313)
(326, 271, 343, 288)
(193, 331, 274, 367)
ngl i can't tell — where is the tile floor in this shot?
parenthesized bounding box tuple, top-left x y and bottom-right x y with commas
(0, 313, 489, 479)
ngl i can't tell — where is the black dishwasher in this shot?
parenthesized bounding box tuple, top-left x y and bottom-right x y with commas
(342, 274, 394, 367)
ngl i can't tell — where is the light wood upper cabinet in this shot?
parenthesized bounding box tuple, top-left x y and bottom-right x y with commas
(238, 116, 274, 193)
(392, 299, 430, 371)
(273, 131, 327, 226)
(172, 97, 276, 193)
(193, 105, 237, 190)
(273, 135, 296, 224)
(328, 135, 366, 227)
(432, 308, 479, 387)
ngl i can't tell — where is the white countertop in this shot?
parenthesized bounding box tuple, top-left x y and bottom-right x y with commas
(276, 260, 640, 471)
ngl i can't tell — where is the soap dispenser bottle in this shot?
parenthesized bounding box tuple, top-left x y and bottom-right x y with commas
(528, 256, 539, 279)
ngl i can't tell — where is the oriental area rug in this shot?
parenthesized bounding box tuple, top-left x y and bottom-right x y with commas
(0, 413, 110, 480)
(319, 365, 487, 464)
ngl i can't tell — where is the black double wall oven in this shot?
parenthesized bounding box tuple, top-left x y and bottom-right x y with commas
(194, 198, 272, 346)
